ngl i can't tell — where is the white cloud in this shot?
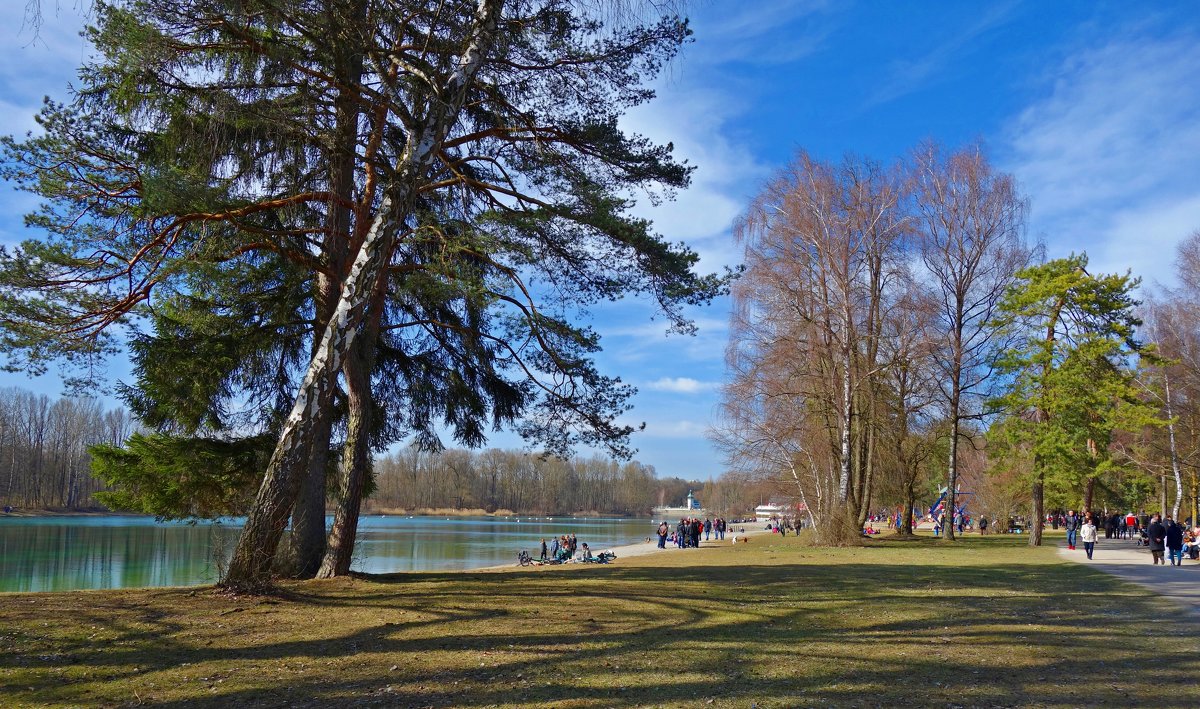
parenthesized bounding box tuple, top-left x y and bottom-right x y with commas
(0, 7, 94, 248)
(615, 2, 845, 274)
(1003, 32, 1200, 286)
(621, 86, 764, 272)
(645, 376, 719, 394)
(601, 310, 729, 365)
(1096, 193, 1200, 288)
(621, 417, 709, 439)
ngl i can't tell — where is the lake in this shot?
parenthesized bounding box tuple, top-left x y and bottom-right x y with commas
(0, 514, 653, 592)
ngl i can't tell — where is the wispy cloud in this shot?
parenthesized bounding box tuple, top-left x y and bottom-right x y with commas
(645, 376, 719, 394)
(601, 311, 729, 365)
(1003, 32, 1200, 285)
(0, 9, 94, 248)
(683, 0, 838, 68)
(620, 416, 709, 439)
(865, 1, 1019, 108)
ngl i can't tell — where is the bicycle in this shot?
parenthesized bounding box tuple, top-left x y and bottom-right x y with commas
(517, 550, 533, 566)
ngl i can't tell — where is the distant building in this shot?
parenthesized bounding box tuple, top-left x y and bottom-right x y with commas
(755, 497, 806, 522)
(652, 490, 706, 520)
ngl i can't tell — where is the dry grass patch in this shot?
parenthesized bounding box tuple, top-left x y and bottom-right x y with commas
(1, 533, 1197, 708)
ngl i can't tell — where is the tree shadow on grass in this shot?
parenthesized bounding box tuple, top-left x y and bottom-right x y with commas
(4, 541, 1199, 708)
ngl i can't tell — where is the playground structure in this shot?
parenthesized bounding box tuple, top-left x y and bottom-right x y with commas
(929, 487, 973, 519)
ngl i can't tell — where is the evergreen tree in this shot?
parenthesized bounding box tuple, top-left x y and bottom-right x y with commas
(989, 254, 1155, 545)
(0, 0, 724, 589)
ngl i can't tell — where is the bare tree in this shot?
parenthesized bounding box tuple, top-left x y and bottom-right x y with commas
(722, 151, 910, 541)
(911, 143, 1029, 540)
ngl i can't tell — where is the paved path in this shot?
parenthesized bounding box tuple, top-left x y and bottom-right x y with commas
(1056, 535, 1200, 617)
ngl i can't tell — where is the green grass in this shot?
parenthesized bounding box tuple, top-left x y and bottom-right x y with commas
(2, 533, 1197, 708)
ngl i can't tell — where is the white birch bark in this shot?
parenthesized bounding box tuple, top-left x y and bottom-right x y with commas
(222, 0, 504, 588)
(1164, 372, 1185, 520)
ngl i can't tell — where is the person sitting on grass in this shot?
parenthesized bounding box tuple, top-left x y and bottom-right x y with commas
(555, 537, 573, 562)
(581, 543, 593, 561)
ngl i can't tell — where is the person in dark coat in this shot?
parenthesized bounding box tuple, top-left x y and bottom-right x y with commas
(1146, 514, 1167, 565)
(1166, 516, 1185, 566)
(1064, 510, 1079, 550)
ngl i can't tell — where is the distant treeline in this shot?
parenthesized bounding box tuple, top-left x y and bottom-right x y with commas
(0, 387, 136, 509)
(370, 446, 705, 517)
(0, 385, 764, 518)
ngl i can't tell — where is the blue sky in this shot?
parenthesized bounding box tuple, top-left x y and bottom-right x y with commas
(2, 1, 1199, 481)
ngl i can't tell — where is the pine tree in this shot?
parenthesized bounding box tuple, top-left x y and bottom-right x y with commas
(989, 254, 1155, 545)
(0, 0, 724, 589)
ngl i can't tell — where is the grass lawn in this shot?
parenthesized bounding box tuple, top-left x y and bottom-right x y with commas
(2, 532, 1197, 708)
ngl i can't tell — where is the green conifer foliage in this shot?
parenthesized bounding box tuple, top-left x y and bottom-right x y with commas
(989, 254, 1160, 545)
(1, 0, 725, 587)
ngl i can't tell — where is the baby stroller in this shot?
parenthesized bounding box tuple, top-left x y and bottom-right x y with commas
(1136, 529, 1148, 547)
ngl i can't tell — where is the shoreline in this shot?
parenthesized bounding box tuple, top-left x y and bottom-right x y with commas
(4, 507, 654, 520)
(471, 524, 778, 571)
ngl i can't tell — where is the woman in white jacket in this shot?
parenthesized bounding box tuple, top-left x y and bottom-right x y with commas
(1080, 515, 1099, 560)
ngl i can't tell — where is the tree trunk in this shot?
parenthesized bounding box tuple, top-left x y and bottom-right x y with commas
(837, 350, 853, 504)
(856, 392, 877, 529)
(902, 487, 915, 535)
(281, 31, 366, 578)
(318, 273, 386, 578)
(318, 335, 374, 578)
(221, 0, 503, 590)
(1029, 470, 1044, 547)
(1191, 473, 1198, 527)
(1163, 373, 1184, 520)
(1083, 476, 1095, 515)
(944, 408, 960, 541)
(280, 394, 334, 577)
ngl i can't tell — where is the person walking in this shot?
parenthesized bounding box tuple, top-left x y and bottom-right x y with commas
(1064, 510, 1079, 550)
(540, 538, 548, 561)
(703, 518, 712, 541)
(1147, 514, 1167, 565)
(1080, 515, 1098, 560)
(1166, 516, 1185, 566)
(979, 515, 988, 535)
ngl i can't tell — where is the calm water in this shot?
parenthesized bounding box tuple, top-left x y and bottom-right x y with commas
(0, 515, 653, 592)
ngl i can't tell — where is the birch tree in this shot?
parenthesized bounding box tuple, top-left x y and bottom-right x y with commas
(724, 151, 910, 541)
(911, 143, 1029, 540)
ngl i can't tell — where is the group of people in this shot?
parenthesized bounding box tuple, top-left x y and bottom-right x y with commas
(540, 534, 580, 562)
(1099, 512, 1143, 539)
(1059, 509, 1200, 565)
(655, 517, 729, 548)
(1141, 514, 1200, 566)
(931, 512, 974, 536)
